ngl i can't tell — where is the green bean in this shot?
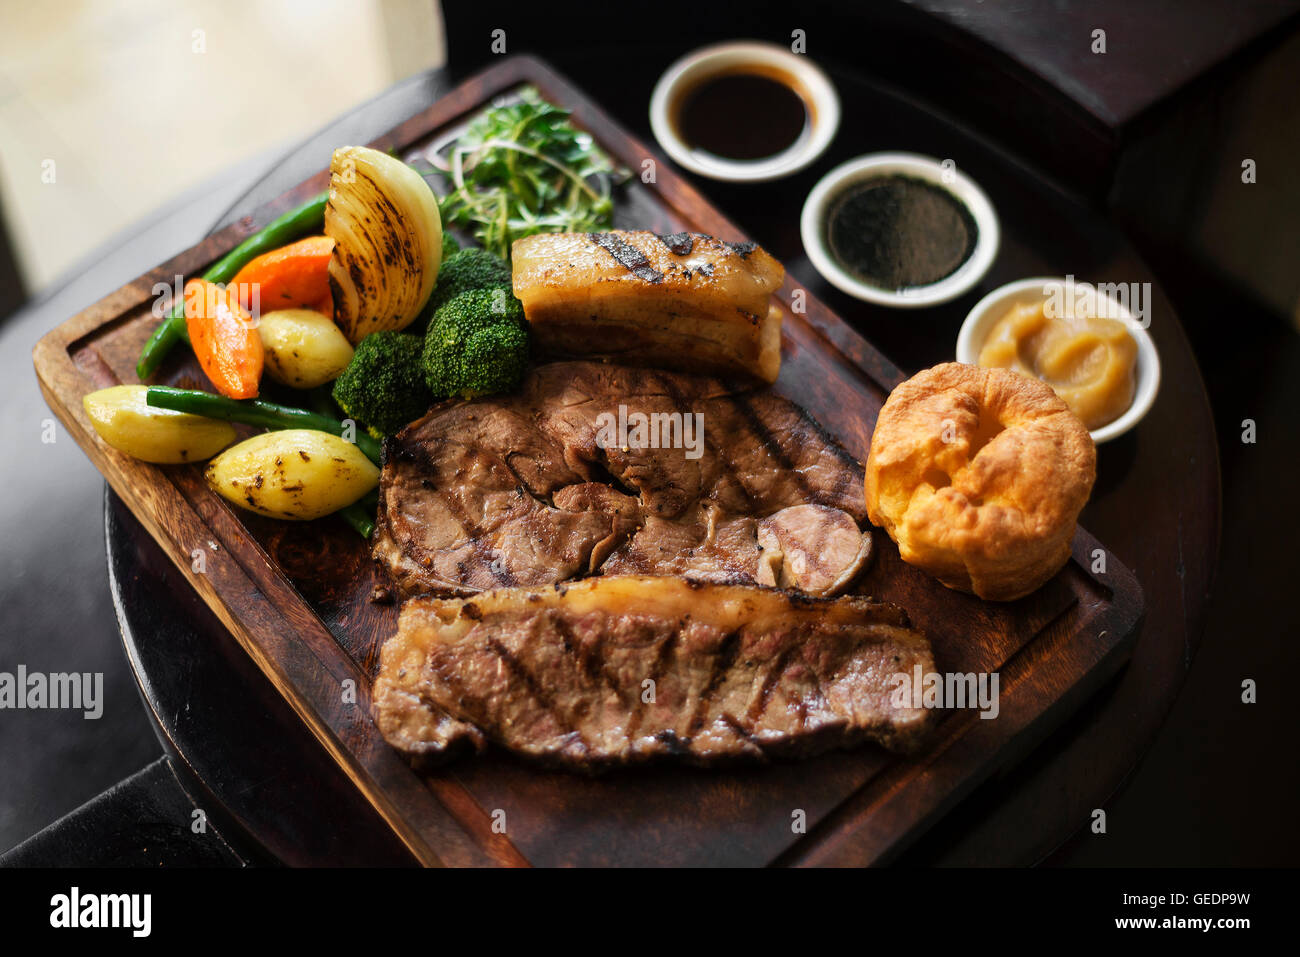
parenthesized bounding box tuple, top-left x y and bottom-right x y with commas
(144, 386, 382, 466)
(338, 499, 376, 539)
(136, 191, 329, 380)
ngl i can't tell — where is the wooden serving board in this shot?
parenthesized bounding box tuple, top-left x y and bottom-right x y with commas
(34, 55, 1143, 867)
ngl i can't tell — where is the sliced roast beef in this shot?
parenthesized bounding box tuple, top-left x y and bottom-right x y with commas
(372, 576, 935, 770)
(374, 362, 869, 597)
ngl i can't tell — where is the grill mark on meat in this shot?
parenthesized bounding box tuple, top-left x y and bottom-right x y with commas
(801, 667, 830, 735)
(554, 616, 586, 672)
(655, 231, 695, 256)
(825, 438, 856, 505)
(428, 652, 493, 734)
(396, 438, 519, 588)
(390, 432, 440, 481)
(383, 439, 466, 583)
(392, 521, 440, 582)
(625, 627, 677, 742)
(686, 630, 743, 738)
(659, 373, 758, 514)
(794, 410, 862, 506)
(647, 374, 759, 522)
(821, 431, 863, 509)
(800, 519, 838, 581)
(748, 643, 795, 724)
(720, 712, 763, 749)
(725, 392, 818, 503)
(589, 233, 664, 284)
(733, 393, 860, 512)
(486, 633, 590, 756)
(448, 506, 517, 589)
(556, 616, 633, 717)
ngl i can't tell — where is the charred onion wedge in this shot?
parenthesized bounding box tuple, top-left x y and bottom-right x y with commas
(325, 146, 443, 344)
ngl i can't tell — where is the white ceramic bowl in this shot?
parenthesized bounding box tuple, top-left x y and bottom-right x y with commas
(956, 277, 1161, 444)
(800, 152, 1000, 308)
(649, 41, 840, 182)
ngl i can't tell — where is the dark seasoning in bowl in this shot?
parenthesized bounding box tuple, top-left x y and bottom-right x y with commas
(825, 175, 978, 291)
(672, 68, 812, 163)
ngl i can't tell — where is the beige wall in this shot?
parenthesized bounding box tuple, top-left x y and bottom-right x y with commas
(0, 0, 444, 293)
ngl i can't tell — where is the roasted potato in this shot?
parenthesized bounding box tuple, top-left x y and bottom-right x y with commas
(205, 429, 378, 520)
(257, 309, 354, 389)
(83, 385, 237, 464)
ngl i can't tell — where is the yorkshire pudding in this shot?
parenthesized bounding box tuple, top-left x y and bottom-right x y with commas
(864, 363, 1096, 601)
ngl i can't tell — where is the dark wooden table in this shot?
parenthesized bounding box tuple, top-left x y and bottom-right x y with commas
(85, 50, 1220, 866)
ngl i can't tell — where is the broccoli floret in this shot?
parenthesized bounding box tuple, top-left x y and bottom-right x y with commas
(422, 288, 530, 400)
(409, 247, 511, 334)
(332, 331, 432, 438)
(439, 231, 459, 264)
(427, 248, 512, 314)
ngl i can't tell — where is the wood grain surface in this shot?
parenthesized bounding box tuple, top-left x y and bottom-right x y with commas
(34, 55, 1143, 866)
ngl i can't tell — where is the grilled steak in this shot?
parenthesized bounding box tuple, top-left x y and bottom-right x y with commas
(511, 230, 785, 382)
(374, 361, 870, 598)
(372, 576, 935, 770)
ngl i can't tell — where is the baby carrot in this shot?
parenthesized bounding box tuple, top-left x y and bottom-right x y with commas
(231, 236, 335, 316)
(183, 279, 264, 399)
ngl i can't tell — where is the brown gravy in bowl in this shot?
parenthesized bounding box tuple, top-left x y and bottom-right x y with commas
(673, 70, 810, 162)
